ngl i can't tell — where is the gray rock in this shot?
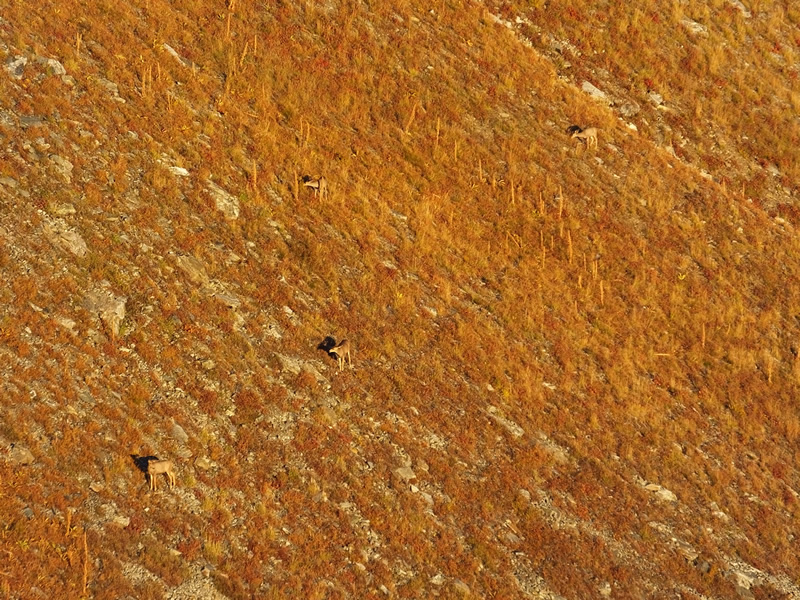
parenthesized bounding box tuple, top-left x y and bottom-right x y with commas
(84, 287, 127, 337)
(42, 216, 87, 257)
(6, 55, 27, 79)
(22, 507, 34, 520)
(655, 487, 677, 503)
(0, 176, 18, 188)
(694, 559, 711, 574)
(487, 406, 524, 438)
(729, 0, 751, 17)
(50, 203, 76, 216)
(20, 115, 45, 128)
(8, 444, 35, 466)
(195, 456, 213, 470)
(36, 56, 67, 76)
(581, 80, 609, 104)
(95, 76, 125, 103)
(619, 101, 640, 118)
(112, 515, 131, 528)
(176, 254, 210, 285)
(393, 466, 416, 482)
(451, 579, 470, 595)
(648, 91, 664, 106)
(206, 180, 240, 220)
(49, 154, 74, 183)
(171, 421, 189, 444)
(681, 18, 709, 36)
(162, 43, 194, 69)
(213, 291, 241, 309)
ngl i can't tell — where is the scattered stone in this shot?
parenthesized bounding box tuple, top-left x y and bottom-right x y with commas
(581, 80, 609, 104)
(113, 515, 131, 528)
(22, 507, 34, 520)
(419, 491, 434, 509)
(50, 203, 76, 216)
(729, 0, 751, 18)
(681, 18, 709, 36)
(213, 291, 241, 309)
(648, 90, 664, 107)
(734, 585, 755, 600)
(202, 359, 215, 371)
(169, 165, 190, 177)
(195, 456, 213, 470)
(84, 287, 127, 337)
(95, 76, 126, 103)
(0, 176, 18, 188)
(730, 569, 755, 590)
(8, 444, 35, 466)
(36, 56, 67, 76)
(20, 115, 46, 128)
(598, 581, 612, 597)
(49, 154, 74, 183)
(42, 216, 87, 257)
(162, 43, 195, 69)
(694, 558, 711, 574)
(655, 488, 678, 502)
(171, 421, 189, 444)
(642, 481, 678, 503)
(176, 254, 210, 285)
(393, 466, 417, 482)
(487, 406, 525, 438)
(6, 55, 27, 79)
(431, 574, 446, 586)
(89, 482, 105, 493)
(619, 101, 640, 118)
(206, 180, 240, 220)
(451, 579, 470, 596)
(53, 316, 78, 335)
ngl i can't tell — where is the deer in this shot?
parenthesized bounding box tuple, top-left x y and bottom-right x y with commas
(147, 459, 176, 491)
(329, 339, 352, 371)
(569, 126, 598, 149)
(302, 175, 328, 199)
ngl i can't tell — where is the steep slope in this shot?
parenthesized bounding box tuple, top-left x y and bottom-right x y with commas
(1, 1, 799, 599)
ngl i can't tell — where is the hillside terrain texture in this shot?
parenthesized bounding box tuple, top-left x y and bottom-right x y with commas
(2, 1, 800, 598)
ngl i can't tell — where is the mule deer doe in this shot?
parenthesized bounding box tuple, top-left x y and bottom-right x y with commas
(302, 175, 328, 199)
(147, 459, 176, 491)
(329, 339, 352, 371)
(569, 126, 598, 149)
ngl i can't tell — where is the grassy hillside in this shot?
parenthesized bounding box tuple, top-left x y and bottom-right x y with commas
(1, 1, 799, 598)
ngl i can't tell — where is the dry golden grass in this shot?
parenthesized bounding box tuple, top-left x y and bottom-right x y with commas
(0, 0, 799, 598)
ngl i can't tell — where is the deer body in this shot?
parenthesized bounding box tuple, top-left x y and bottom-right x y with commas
(329, 339, 352, 371)
(147, 459, 176, 491)
(570, 126, 598, 149)
(303, 176, 328, 199)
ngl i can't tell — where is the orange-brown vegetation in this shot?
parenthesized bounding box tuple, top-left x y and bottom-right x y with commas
(0, 0, 799, 598)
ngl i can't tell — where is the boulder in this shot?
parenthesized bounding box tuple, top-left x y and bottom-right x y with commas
(6, 55, 27, 79)
(49, 154, 74, 184)
(8, 444, 35, 466)
(393, 466, 417, 482)
(581, 81, 610, 104)
(42, 216, 87, 257)
(36, 56, 67, 76)
(84, 287, 127, 337)
(207, 180, 240, 220)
